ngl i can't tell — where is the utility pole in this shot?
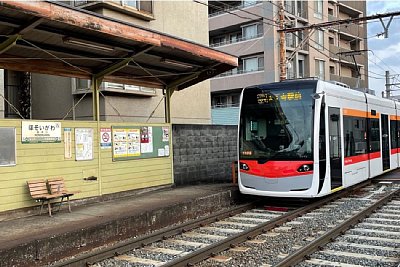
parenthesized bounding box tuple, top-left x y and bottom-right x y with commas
(386, 71, 391, 98)
(279, 0, 286, 81)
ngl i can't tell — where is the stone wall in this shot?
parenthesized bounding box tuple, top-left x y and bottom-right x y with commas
(172, 124, 237, 185)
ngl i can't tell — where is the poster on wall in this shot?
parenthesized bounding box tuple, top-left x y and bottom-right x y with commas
(22, 121, 61, 143)
(75, 128, 93, 161)
(100, 128, 112, 149)
(162, 127, 169, 142)
(127, 129, 141, 157)
(64, 128, 72, 159)
(112, 126, 170, 161)
(113, 128, 128, 158)
(140, 126, 153, 153)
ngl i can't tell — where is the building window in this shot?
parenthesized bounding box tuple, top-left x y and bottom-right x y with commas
(315, 60, 325, 80)
(242, 23, 263, 40)
(121, 0, 152, 13)
(315, 30, 324, 50)
(212, 95, 228, 107)
(242, 56, 264, 73)
(243, 57, 258, 72)
(212, 94, 241, 108)
(298, 59, 305, 78)
(286, 33, 295, 48)
(229, 32, 243, 43)
(74, 0, 153, 15)
(297, 1, 305, 18)
(330, 66, 335, 75)
(211, 36, 225, 46)
(314, 0, 323, 19)
(284, 0, 295, 15)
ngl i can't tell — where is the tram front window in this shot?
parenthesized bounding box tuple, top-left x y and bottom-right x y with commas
(240, 87, 314, 161)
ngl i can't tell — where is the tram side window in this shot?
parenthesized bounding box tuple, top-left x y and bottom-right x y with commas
(368, 118, 380, 153)
(343, 116, 367, 157)
(390, 120, 398, 150)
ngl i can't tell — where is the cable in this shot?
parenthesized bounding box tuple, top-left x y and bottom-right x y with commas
(62, 92, 88, 120)
(146, 94, 165, 122)
(99, 90, 124, 121)
(0, 91, 25, 119)
(21, 38, 92, 75)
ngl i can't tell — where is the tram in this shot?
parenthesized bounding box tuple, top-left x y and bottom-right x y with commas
(238, 79, 399, 197)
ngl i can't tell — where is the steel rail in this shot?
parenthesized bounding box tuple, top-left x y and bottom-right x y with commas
(162, 180, 371, 267)
(274, 187, 400, 267)
(52, 202, 258, 267)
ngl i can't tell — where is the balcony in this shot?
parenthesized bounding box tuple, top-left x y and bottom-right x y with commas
(211, 33, 263, 48)
(330, 74, 366, 88)
(328, 14, 337, 22)
(339, 23, 364, 40)
(338, 1, 364, 17)
(209, 1, 260, 17)
(329, 44, 366, 66)
(211, 70, 265, 92)
(212, 37, 264, 57)
(209, 2, 263, 32)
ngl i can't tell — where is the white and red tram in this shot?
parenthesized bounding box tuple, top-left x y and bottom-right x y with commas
(238, 79, 400, 197)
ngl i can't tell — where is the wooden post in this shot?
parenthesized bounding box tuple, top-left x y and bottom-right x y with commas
(231, 161, 238, 185)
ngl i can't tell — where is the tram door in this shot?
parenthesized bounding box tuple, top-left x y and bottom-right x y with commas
(328, 107, 343, 189)
(381, 114, 390, 171)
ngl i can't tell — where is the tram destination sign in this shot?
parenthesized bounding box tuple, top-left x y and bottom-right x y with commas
(257, 91, 302, 104)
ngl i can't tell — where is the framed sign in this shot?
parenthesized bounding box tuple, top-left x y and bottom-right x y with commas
(22, 121, 61, 143)
(112, 126, 170, 161)
(75, 128, 94, 161)
(0, 127, 16, 166)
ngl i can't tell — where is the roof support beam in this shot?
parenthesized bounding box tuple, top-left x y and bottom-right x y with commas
(0, 34, 20, 55)
(91, 45, 154, 121)
(93, 45, 154, 82)
(14, 18, 43, 35)
(163, 71, 202, 123)
(167, 72, 201, 92)
(164, 87, 173, 124)
(91, 75, 101, 121)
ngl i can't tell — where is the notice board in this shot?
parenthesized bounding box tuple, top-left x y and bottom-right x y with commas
(112, 125, 170, 161)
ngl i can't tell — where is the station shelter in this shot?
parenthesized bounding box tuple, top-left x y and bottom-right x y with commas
(0, 1, 238, 213)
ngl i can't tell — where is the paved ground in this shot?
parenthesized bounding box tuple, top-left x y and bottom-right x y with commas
(0, 183, 240, 267)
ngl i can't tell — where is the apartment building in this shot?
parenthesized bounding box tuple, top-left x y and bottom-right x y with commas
(0, 0, 212, 124)
(209, 0, 368, 125)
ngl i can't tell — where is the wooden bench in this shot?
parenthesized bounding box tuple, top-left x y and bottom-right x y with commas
(27, 179, 63, 216)
(47, 178, 80, 213)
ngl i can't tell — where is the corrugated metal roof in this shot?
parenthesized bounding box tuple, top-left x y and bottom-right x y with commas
(0, 1, 238, 90)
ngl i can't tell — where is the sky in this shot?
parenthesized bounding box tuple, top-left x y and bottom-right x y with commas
(366, 0, 400, 97)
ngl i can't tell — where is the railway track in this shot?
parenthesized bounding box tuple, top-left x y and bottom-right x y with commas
(53, 180, 400, 267)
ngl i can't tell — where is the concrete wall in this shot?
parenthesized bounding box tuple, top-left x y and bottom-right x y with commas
(173, 124, 237, 185)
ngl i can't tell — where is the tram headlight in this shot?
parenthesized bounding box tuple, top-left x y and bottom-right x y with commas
(239, 162, 250, 171)
(297, 164, 313, 172)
